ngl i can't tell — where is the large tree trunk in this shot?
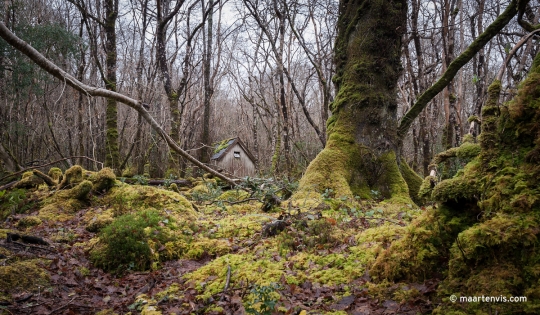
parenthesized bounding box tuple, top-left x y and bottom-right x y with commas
(297, 0, 409, 201)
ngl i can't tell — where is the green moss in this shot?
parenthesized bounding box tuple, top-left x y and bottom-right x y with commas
(217, 189, 250, 201)
(433, 142, 481, 165)
(121, 166, 136, 178)
(16, 215, 42, 228)
(0, 188, 38, 220)
(418, 176, 437, 200)
(103, 184, 196, 218)
(213, 138, 235, 154)
(85, 208, 115, 232)
(38, 198, 86, 222)
(0, 259, 50, 297)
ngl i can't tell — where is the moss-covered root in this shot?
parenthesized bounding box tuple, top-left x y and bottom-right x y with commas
(399, 159, 423, 205)
(432, 142, 481, 165)
(91, 167, 116, 193)
(58, 165, 83, 189)
(370, 206, 473, 282)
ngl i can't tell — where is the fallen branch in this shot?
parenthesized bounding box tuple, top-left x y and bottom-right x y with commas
(121, 178, 192, 187)
(32, 170, 56, 186)
(204, 197, 261, 206)
(0, 181, 17, 191)
(220, 265, 232, 301)
(7, 233, 50, 246)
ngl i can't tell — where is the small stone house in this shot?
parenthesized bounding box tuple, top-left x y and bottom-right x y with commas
(211, 137, 256, 177)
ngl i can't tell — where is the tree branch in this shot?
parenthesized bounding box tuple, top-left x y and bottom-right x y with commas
(397, 0, 520, 138)
(0, 21, 236, 187)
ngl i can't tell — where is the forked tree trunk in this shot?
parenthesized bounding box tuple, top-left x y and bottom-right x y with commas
(297, 0, 410, 200)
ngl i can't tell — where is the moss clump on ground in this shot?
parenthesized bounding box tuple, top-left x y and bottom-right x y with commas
(89, 185, 200, 272)
(103, 184, 196, 218)
(90, 167, 116, 193)
(16, 215, 42, 228)
(38, 179, 95, 222)
(121, 166, 136, 178)
(217, 189, 250, 201)
(90, 210, 174, 272)
(0, 259, 50, 300)
(84, 208, 115, 232)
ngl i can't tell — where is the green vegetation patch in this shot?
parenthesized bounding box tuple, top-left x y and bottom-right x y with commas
(90, 210, 174, 272)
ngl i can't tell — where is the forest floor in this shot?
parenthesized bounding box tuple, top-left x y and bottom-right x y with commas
(0, 172, 439, 315)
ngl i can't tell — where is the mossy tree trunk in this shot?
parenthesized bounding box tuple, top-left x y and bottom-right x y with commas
(104, 0, 120, 171)
(297, 0, 409, 200)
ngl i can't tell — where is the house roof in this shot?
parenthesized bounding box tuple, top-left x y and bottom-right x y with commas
(211, 137, 256, 162)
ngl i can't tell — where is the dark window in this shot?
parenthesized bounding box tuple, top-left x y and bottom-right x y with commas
(233, 151, 241, 158)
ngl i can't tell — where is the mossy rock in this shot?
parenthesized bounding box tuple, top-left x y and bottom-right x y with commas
(58, 165, 83, 189)
(90, 167, 116, 192)
(121, 166, 136, 178)
(48, 167, 63, 183)
(38, 198, 87, 222)
(217, 189, 250, 201)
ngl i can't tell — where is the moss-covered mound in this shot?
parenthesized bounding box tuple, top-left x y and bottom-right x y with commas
(103, 184, 196, 217)
(88, 184, 199, 272)
(374, 53, 540, 314)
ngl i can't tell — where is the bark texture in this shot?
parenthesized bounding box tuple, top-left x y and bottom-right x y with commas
(297, 0, 409, 200)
